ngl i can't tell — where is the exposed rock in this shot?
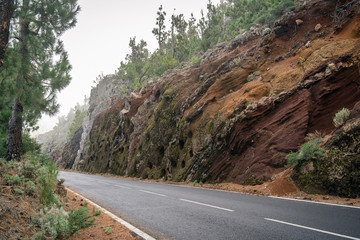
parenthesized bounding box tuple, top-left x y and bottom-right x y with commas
(314, 23, 322, 32)
(296, 19, 303, 25)
(262, 28, 272, 37)
(47, 0, 360, 195)
(56, 126, 83, 169)
(300, 162, 315, 174)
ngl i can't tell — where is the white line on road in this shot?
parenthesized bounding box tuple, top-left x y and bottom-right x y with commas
(268, 196, 360, 209)
(180, 198, 234, 212)
(265, 218, 360, 240)
(139, 190, 166, 197)
(114, 185, 131, 189)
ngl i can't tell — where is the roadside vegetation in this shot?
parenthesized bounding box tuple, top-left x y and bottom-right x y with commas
(0, 140, 96, 239)
(287, 108, 360, 198)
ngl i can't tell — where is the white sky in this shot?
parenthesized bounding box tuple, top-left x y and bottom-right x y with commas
(35, 0, 220, 136)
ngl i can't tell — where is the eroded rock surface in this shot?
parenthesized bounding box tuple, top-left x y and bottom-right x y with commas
(57, 0, 360, 187)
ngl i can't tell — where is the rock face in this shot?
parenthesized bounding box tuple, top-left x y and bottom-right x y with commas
(71, 75, 129, 170)
(56, 126, 83, 169)
(57, 0, 360, 186)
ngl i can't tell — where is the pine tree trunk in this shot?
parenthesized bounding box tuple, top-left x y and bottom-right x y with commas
(6, 98, 23, 161)
(171, 25, 175, 58)
(0, 0, 14, 68)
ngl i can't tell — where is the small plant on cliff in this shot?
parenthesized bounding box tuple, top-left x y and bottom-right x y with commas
(333, 108, 350, 127)
(190, 55, 201, 66)
(298, 57, 305, 71)
(286, 140, 324, 168)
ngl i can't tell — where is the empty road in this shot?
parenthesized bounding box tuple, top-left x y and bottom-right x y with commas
(59, 171, 360, 240)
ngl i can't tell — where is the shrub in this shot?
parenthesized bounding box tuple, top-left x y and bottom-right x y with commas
(37, 172, 59, 206)
(20, 160, 38, 178)
(32, 206, 71, 239)
(333, 108, 350, 127)
(25, 180, 36, 195)
(190, 55, 201, 66)
(68, 207, 94, 235)
(3, 174, 23, 186)
(32, 204, 94, 239)
(105, 227, 112, 235)
(93, 210, 101, 216)
(14, 188, 24, 195)
(304, 130, 325, 142)
(286, 140, 324, 168)
(22, 133, 41, 154)
(192, 180, 198, 186)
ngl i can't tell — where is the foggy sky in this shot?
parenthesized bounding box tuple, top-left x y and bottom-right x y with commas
(35, 0, 220, 136)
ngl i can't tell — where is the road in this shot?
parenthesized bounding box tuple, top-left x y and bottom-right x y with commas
(59, 171, 360, 240)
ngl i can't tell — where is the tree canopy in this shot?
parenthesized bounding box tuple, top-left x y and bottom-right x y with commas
(0, 0, 80, 160)
(116, 0, 296, 93)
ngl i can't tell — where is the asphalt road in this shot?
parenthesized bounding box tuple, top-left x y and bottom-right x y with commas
(59, 171, 360, 240)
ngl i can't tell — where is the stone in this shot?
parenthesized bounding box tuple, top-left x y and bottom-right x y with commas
(296, 19, 303, 26)
(305, 41, 311, 48)
(314, 23, 322, 32)
(300, 162, 315, 175)
(262, 28, 272, 36)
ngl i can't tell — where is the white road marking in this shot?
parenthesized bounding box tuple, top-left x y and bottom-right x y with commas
(265, 218, 360, 240)
(66, 188, 156, 240)
(115, 185, 131, 189)
(268, 196, 360, 209)
(139, 190, 166, 197)
(180, 198, 234, 212)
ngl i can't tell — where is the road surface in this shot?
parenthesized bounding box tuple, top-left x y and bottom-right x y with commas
(59, 171, 360, 240)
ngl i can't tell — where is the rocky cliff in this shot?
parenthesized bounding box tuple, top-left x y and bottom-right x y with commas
(58, 0, 360, 193)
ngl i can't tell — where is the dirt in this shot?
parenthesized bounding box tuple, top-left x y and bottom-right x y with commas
(0, 190, 40, 240)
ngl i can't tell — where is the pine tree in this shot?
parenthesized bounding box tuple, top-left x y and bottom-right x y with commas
(117, 37, 150, 90)
(0, 0, 14, 68)
(1, 0, 80, 161)
(152, 5, 167, 54)
(170, 12, 188, 61)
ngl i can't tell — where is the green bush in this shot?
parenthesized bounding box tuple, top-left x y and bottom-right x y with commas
(22, 133, 41, 154)
(190, 55, 201, 66)
(105, 227, 112, 235)
(3, 174, 23, 186)
(68, 207, 95, 235)
(32, 206, 71, 239)
(93, 210, 101, 216)
(33, 206, 95, 239)
(14, 188, 24, 195)
(36, 161, 59, 206)
(333, 108, 350, 127)
(25, 180, 36, 195)
(286, 140, 324, 168)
